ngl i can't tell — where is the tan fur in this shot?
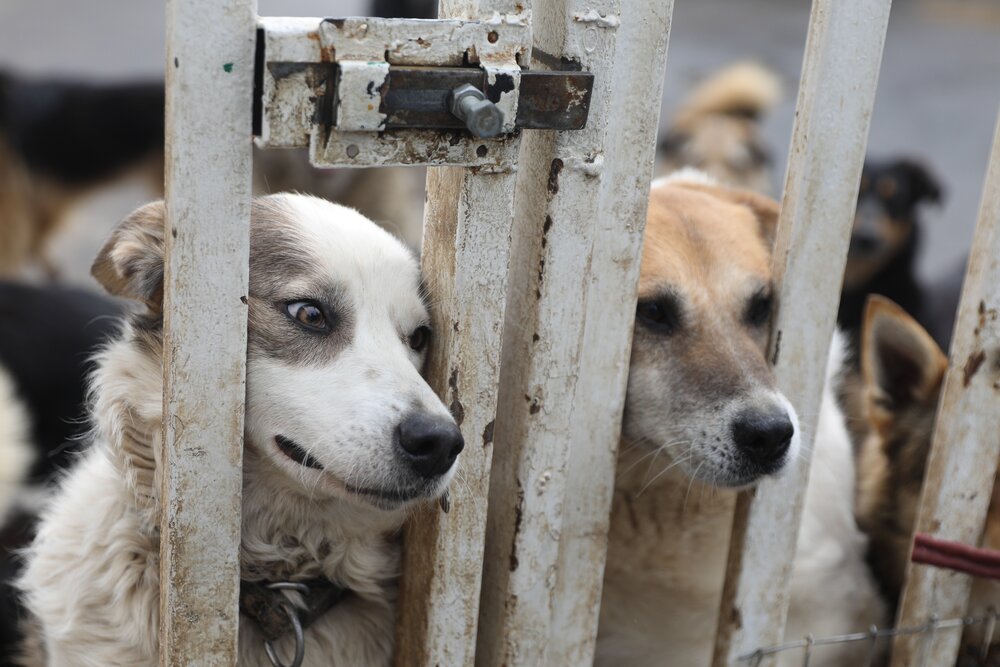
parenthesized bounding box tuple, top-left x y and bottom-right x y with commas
(598, 174, 886, 666)
(657, 63, 781, 194)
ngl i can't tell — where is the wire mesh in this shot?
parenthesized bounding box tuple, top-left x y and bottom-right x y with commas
(739, 609, 1000, 667)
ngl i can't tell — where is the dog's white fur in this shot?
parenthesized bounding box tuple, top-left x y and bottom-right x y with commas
(0, 361, 33, 522)
(598, 332, 887, 666)
(18, 194, 456, 666)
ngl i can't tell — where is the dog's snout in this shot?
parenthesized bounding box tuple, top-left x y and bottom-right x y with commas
(732, 407, 793, 466)
(396, 413, 465, 479)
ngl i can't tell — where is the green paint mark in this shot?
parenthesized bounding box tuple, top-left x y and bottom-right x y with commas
(223, 63, 234, 73)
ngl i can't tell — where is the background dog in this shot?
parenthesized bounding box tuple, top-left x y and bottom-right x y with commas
(597, 172, 885, 666)
(0, 70, 425, 278)
(855, 295, 1000, 664)
(838, 158, 956, 350)
(656, 62, 781, 194)
(17, 194, 461, 666)
(0, 281, 122, 664)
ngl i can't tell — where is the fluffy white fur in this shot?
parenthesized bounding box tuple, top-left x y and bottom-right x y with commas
(18, 194, 456, 666)
(598, 332, 887, 666)
(0, 361, 33, 522)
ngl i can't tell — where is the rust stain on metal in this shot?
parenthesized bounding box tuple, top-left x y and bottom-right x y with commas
(547, 159, 563, 196)
(964, 350, 987, 387)
(509, 481, 525, 572)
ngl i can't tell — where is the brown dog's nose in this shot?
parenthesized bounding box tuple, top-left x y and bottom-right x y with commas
(732, 407, 793, 467)
(396, 413, 465, 479)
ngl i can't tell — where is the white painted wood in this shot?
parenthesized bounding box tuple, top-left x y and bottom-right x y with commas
(890, 109, 1000, 667)
(546, 0, 673, 662)
(161, 0, 256, 665)
(711, 1, 892, 664)
(474, 0, 670, 663)
(257, 17, 323, 148)
(392, 1, 528, 664)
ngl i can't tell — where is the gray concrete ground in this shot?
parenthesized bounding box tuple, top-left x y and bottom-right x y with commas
(1, 0, 997, 285)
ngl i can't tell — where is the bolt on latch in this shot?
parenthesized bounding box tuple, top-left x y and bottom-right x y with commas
(449, 84, 504, 139)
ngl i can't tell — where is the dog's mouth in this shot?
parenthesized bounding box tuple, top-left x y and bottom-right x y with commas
(344, 484, 426, 505)
(275, 435, 324, 470)
(273, 435, 433, 507)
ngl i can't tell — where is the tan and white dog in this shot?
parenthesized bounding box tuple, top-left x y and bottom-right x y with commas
(597, 172, 887, 666)
(17, 194, 462, 666)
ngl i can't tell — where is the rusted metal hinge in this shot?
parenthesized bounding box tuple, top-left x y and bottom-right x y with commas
(254, 16, 594, 168)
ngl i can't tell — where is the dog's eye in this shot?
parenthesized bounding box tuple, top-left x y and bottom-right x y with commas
(286, 301, 328, 331)
(636, 296, 681, 335)
(746, 291, 773, 328)
(409, 325, 431, 352)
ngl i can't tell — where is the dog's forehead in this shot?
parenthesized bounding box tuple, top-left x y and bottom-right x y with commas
(249, 194, 422, 302)
(639, 186, 770, 301)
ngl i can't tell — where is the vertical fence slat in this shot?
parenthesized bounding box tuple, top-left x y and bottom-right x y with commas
(161, 1, 256, 665)
(392, 1, 528, 664)
(890, 109, 1000, 667)
(546, 0, 674, 662)
(473, 0, 668, 661)
(711, 1, 892, 664)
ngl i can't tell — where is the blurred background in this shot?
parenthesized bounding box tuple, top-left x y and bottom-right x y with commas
(0, 0, 997, 284)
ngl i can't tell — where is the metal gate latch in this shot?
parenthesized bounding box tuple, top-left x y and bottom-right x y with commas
(255, 16, 594, 168)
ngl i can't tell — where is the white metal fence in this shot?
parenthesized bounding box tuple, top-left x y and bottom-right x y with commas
(159, 0, 1000, 664)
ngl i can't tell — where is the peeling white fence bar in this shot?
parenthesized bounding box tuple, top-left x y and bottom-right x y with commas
(393, 0, 528, 663)
(889, 109, 1000, 667)
(711, 1, 892, 664)
(475, 0, 672, 662)
(546, 0, 674, 661)
(161, 0, 256, 664)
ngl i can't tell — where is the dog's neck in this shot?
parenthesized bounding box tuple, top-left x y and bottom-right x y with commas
(92, 323, 403, 595)
(609, 439, 736, 570)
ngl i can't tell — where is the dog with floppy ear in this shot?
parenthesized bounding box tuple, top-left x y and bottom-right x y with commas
(597, 171, 885, 667)
(17, 194, 463, 666)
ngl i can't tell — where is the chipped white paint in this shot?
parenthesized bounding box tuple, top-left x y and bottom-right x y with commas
(335, 61, 389, 132)
(547, 0, 673, 662)
(318, 16, 529, 65)
(711, 0, 892, 664)
(485, 63, 520, 134)
(474, 0, 669, 663)
(257, 17, 324, 148)
(890, 109, 1000, 667)
(311, 130, 520, 169)
(391, 0, 526, 664)
(161, 0, 255, 665)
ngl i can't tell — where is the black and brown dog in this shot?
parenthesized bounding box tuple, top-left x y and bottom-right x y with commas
(837, 158, 964, 351)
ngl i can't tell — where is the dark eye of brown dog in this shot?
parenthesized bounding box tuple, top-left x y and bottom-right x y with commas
(636, 294, 682, 335)
(285, 301, 328, 332)
(745, 290, 773, 328)
(409, 325, 431, 352)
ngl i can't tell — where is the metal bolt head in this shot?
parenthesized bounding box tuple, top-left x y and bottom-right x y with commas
(449, 83, 504, 139)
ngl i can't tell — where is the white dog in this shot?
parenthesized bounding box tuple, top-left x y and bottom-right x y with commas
(18, 194, 462, 666)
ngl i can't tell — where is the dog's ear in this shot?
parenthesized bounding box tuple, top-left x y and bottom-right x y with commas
(897, 159, 944, 206)
(91, 201, 166, 311)
(861, 295, 946, 435)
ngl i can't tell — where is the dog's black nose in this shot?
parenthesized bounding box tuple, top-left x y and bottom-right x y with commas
(396, 413, 465, 479)
(732, 408, 794, 467)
